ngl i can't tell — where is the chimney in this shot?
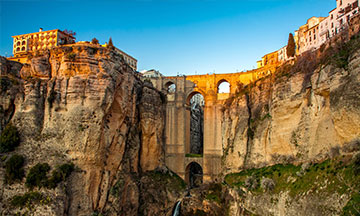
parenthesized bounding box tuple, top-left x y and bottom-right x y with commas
(39, 28, 43, 32)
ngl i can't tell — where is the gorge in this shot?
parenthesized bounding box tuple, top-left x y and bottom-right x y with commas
(0, 30, 360, 216)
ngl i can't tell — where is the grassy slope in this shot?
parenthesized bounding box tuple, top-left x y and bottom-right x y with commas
(225, 155, 360, 215)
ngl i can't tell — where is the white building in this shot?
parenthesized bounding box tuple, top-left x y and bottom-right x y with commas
(277, 46, 288, 63)
(295, 17, 326, 54)
(140, 69, 163, 78)
(296, 0, 359, 55)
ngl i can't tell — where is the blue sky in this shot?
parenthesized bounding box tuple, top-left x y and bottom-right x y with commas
(1, 0, 335, 76)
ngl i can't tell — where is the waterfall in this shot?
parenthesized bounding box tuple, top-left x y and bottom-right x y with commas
(172, 201, 181, 216)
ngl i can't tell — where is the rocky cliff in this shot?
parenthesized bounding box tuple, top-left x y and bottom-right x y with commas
(221, 34, 360, 215)
(0, 44, 184, 215)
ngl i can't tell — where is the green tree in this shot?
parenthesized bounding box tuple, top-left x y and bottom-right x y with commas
(26, 163, 50, 189)
(5, 154, 25, 184)
(0, 123, 20, 153)
(91, 38, 99, 45)
(287, 33, 296, 58)
(108, 37, 114, 49)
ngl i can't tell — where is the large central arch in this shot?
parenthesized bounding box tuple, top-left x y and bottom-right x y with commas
(186, 91, 204, 156)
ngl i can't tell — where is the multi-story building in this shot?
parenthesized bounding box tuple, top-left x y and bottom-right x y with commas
(297, 0, 359, 54)
(9, 28, 75, 63)
(319, 0, 359, 43)
(111, 47, 137, 71)
(277, 46, 289, 63)
(257, 50, 279, 68)
(295, 17, 326, 54)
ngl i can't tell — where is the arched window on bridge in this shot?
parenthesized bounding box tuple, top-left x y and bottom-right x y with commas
(185, 162, 203, 188)
(186, 92, 204, 156)
(165, 81, 176, 93)
(217, 80, 230, 93)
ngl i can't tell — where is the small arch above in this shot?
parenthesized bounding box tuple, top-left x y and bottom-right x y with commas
(217, 79, 230, 93)
(165, 81, 176, 93)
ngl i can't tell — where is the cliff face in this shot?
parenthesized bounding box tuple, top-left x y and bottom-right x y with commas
(222, 47, 360, 173)
(0, 45, 179, 215)
(221, 38, 360, 215)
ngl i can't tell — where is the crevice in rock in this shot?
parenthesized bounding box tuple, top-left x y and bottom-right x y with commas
(244, 93, 252, 168)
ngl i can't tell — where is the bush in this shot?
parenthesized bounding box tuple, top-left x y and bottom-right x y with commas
(10, 191, 50, 207)
(48, 163, 74, 188)
(0, 123, 20, 153)
(5, 154, 25, 184)
(26, 163, 50, 189)
(91, 38, 99, 45)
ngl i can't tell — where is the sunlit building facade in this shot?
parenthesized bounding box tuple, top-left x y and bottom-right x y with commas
(12, 29, 75, 55)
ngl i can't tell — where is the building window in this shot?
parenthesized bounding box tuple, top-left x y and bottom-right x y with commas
(340, 0, 342, 6)
(340, 19, 343, 25)
(331, 22, 334, 28)
(331, 14, 334, 19)
(353, 1, 358, 9)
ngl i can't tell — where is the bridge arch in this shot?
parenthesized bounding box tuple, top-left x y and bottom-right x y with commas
(185, 91, 204, 155)
(185, 162, 203, 188)
(217, 79, 230, 93)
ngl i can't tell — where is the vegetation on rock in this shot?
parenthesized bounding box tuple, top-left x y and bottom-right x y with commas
(225, 155, 360, 214)
(25, 162, 74, 189)
(47, 163, 75, 188)
(91, 38, 99, 45)
(5, 154, 25, 184)
(11, 191, 51, 208)
(26, 163, 51, 189)
(286, 33, 296, 57)
(0, 123, 20, 153)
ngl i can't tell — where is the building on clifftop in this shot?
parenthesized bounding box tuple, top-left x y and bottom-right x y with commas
(8, 28, 75, 63)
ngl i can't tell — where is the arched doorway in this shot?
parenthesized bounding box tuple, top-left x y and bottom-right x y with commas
(186, 92, 204, 155)
(217, 79, 230, 93)
(185, 162, 203, 188)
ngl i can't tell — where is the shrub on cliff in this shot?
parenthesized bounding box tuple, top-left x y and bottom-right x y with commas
(26, 163, 50, 189)
(0, 123, 20, 153)
(47, 163, 75, 188)
(11, 191, 51, 208)
(91, 38, 99, 45)
(5, 154, 25, 184)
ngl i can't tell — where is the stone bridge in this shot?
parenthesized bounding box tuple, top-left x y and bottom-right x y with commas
(146, 66, 275, 184)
